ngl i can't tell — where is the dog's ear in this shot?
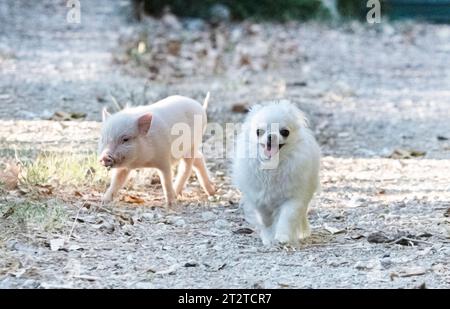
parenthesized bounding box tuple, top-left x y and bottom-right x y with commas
(296, 110, 310, 128)
(248, 104, 264, 115)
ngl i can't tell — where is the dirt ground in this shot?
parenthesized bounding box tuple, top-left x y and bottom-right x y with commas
(0, 1, 449, 288)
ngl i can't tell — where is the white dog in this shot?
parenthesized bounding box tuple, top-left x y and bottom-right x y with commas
(232, 101, 320, 246)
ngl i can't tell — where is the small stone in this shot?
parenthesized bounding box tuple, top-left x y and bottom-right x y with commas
(184, 18, 205, 31)
(201, 211, 216, 221)
(367, 232, 391, 244)
(21, 279, 40, 289)
(213, 245, 223, 251)
(380, 258, 392, 269)
(354, 259, 380, 270)
(215, 171, 225, 177)
(214, 219, 230, 229)
(50, 239, 65, 251)
(142, 212, 155, 220)
(184, 262, 198, 267)
(208, 196, 218, 202)
(134, 281, 153, 289)
(174, 218, 186, 227)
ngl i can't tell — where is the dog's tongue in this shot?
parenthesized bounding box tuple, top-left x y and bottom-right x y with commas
(264, 144, 278, 158)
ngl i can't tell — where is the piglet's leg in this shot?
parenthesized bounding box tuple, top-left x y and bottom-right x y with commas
(157, 165, 177, 207)
(193, 151, 215, 196)
(174, 158, 194, 196)
(103, 168, 130, 202)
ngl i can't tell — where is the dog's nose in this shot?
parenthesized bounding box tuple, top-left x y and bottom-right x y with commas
(267, 134, 275, 145)
(100, 155, 114, 167)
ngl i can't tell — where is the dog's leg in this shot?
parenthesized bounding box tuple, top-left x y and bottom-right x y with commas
(298, 203, 311, 239)
(193, 151, 215, 195)
(252, 207, 274, 246)
(157, 165, 177, 207)
(173, 158, 194, 196)
(102, 168, 130, 202)
(274, 199, 308, 244)
(260, 225, 275, 246)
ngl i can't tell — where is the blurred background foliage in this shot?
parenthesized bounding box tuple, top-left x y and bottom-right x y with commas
(132, 0, 450, 22)
(132, 0, 330, 21)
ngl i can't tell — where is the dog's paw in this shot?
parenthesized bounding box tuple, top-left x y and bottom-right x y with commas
(298, 226, 311, 240)
(274, 232, 300, 250)
(273, 242, 298, 252)
(274, 232, 292, 244)
(281, 244, 298, 252)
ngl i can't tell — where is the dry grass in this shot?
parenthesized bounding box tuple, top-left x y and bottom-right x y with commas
(18, 152, 108, 191)
(0, 151, 109, 235)
(0, 199, 67, 232)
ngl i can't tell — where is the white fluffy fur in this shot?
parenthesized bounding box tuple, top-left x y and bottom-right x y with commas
(232, 101, 320, 246)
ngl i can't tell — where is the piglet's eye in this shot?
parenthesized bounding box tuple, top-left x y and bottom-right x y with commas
(122, 137, 130, 143)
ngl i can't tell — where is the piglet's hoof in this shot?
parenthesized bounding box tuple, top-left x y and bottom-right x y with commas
(101, 192, 114, 204)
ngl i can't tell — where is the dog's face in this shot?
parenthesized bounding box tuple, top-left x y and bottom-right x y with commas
(253, 122, 290, 160)
(248, 103, 306, 161)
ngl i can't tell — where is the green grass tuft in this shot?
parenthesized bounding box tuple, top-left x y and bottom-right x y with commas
(19, 152, 108, 190)
(1, 200, 68, 232)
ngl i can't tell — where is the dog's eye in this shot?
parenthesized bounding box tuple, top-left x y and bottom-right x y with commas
(280, 129, 290, 137)
(256, 129, 264, 137)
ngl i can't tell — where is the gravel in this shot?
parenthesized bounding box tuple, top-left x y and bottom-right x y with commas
(0, 1, 449, 288)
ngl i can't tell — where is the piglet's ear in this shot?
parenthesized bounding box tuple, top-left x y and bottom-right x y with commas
(102, 107, 111, 122)
(137, 113, 152, 135)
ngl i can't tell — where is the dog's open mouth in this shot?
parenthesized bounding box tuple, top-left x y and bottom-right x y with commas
(260, 143, 285, 159)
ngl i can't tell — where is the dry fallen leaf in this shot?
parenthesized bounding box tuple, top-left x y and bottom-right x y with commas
(2, 207, 15, 219)
(37, 184, 53, 195)
(122, 194, 145, 204)
(231, 103, 250, 113)
(0, 161, 20, 190)
(388, 148, 426, 159)
(150, 263, 181, 275)
(444, 208, 450, 217)
(72, 275, 99, 281)
(398, 266, 428, 277)
(324, 224, 346, 235)
(49, 239, 65, 251)
(233, 228, 254, 234)
(49, 111, 87, 121)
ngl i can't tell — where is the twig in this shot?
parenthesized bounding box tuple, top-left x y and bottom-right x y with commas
(72, 275, 99, 281)
(109, 93, 123, 111)
(389, 237, 434, 246)
(94, 203, 114, 214)
(66, 202, 85, 242)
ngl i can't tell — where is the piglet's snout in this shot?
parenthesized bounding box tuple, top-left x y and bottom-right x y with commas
(99, 154, 114, 167)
